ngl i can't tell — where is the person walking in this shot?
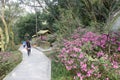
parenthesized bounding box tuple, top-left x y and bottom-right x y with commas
(26, 40, 31, 56)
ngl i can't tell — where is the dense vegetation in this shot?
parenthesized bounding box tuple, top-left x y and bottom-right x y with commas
(59, 28, 120, 80)
(0, 0, 120, 80)
(0, 1, 23, 79)
(43, 0, 120, 80)
(0, 51, 22, 80)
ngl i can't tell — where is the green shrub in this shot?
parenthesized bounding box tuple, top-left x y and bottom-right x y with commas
(36, 38, 50, 49)
(0, 51, 22, 79)
(47, 34, 57, 44)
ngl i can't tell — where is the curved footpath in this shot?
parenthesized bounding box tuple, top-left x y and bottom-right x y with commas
(3, 46, 51, 80)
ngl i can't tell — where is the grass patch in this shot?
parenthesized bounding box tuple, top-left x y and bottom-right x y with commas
(51, 60, 72, 80)
(43, 48, 60, 59)
(43, 50, 55, 59)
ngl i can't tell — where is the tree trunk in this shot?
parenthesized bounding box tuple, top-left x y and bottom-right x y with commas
(0, 0, 9, 50)
(9, 25, 15, 50)
(0, 27, 5, 51)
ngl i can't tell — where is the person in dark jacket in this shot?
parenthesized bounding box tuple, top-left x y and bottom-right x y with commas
(26, 40, 31, 56)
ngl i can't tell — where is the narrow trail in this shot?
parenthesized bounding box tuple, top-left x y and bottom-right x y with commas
(3, 46, 51, 80)
(112, 17, 120, 30)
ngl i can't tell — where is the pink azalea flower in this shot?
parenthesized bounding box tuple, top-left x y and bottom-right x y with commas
(73, 47, 81, 52)
(91, 64, 96, 69)
(77, 72, 81, 77)
(86, 70, 93, 77)
(79, 53, 84, 58)
(77, 73, 84, 80)
(118, 46, 120, 51)
(97, 73, 101, 78)
(97, 51, 104, 57)
(105, 78, 109, 80)
(112, 61, 119, 69)
(81, 63, 87, 71)
(71, 54, 77, 57)
(80, 76, 84, 80)
(66, 66, 72, 71)
(73, 65, 77, 69)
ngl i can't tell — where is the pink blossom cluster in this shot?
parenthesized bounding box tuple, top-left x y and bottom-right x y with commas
(38, 35, 47, 41)
(0, 52, 13, 62)
(59, 29, 120, 80)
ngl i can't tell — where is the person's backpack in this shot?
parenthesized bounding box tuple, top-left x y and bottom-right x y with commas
(26, 41, 31, 48)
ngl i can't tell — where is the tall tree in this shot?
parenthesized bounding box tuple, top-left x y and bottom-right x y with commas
(16, 13, 44, 40)
(0, 0, 23, 51)
(5, 1, 23, 49)
(43, 0, 120, 32)
(0, 0, 9, 50)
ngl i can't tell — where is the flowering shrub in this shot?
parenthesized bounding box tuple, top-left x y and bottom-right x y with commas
(59, 28, 120, 80)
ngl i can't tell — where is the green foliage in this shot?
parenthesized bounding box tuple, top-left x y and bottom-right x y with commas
(0, 0, 24, 51)
(45, 0, 120, 34)
(6, 45, 20, 52)
(15, 13, 41, 40)
(44, 49, 72, 80)
(0, 51, 22, 80)
(36, 39, 50, 49)
(14, 0, 120, 43)
(51, 60, 72, 80)
(52, 9, 80, 41)
(47, 34, 57, 45)
(15, 12, 58, 41)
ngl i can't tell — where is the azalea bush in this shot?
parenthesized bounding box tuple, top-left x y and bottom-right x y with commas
(58, 28, 120, 80)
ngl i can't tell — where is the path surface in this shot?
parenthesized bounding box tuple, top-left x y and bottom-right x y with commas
(3, 46, 51, 80)
(112, 17, 120, 30)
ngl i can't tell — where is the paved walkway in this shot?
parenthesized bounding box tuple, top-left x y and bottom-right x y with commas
(3, 46, 51, 80)
(35, 47, 52, 52)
